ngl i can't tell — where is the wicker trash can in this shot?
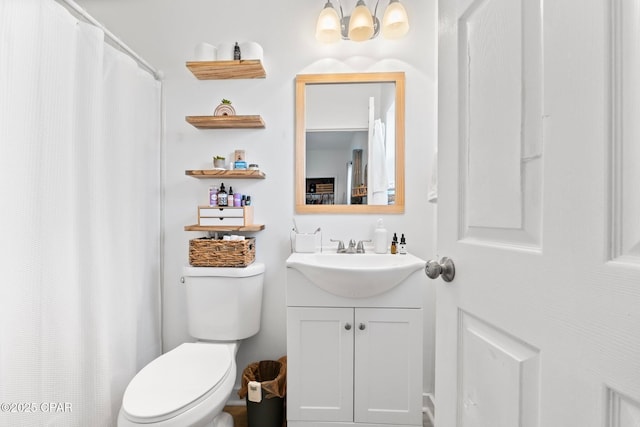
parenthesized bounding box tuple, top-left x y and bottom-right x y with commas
(238, 357, 287, 427)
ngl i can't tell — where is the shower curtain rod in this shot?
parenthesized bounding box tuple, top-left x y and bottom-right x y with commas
(56, 0, 161, 80)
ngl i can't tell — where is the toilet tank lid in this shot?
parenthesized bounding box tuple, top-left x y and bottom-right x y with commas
(183, 262, 265, 278)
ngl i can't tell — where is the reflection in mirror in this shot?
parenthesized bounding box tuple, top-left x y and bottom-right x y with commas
(295, 72, 405, 214)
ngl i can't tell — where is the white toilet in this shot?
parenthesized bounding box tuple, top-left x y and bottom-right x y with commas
(118, 263, 265, 427)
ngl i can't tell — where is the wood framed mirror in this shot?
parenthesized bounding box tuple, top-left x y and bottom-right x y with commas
(295, 72, 405, 214)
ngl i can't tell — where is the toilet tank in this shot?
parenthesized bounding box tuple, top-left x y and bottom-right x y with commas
(182, 263, 265, 341)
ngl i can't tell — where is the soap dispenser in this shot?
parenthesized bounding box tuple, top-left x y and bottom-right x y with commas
(373, 218, 388, 254)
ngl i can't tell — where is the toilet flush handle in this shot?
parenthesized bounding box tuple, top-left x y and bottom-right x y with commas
(180, 277, 185, 284)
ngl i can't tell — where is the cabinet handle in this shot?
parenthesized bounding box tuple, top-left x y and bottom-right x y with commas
(359, 323, 366, 330)
(344, 323, 352, 331)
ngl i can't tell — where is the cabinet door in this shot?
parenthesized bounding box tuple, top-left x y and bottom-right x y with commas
(287, 307, 354, 422)
(354, 308, 423, 425)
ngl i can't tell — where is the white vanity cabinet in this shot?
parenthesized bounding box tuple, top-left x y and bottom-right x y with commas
(286, 260, 425, 427)
(287, 307, 354, 422)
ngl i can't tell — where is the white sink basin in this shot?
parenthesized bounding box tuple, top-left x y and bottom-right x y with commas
(286, 252, 426, 298)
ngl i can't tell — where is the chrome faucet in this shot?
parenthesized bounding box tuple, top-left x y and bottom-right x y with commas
(331, 239, 369, 254)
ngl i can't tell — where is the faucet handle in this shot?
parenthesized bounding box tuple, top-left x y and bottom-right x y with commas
(330, 238, 346, 253)
(348, 239, 356, 248)
(356, 239, 371, 253)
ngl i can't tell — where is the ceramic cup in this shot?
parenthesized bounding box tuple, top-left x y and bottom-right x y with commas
(216, 42, 235, 60)
(194, 42, 217, 61)
(239, 42, 264, 61)
(213, 157, 226, 169)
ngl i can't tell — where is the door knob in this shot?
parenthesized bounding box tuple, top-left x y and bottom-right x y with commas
(345, 323, 352, 331)
(359, 323, 366, 330)
(425, 257, 456, 282)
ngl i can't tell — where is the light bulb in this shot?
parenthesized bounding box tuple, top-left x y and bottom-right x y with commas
(348, 0, 374, 42)
(382, 0, 409, 39)
(316, 1, 342, 43)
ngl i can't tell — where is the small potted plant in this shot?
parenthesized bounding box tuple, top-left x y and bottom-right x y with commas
(213, 99, 236, 116)
(213, 155, 226, 169)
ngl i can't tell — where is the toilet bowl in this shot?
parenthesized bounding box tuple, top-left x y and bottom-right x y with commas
(118, 263, 265, 427)
(118, 342, 236, 427)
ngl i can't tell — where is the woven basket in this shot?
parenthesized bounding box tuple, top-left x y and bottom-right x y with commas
(189, 237, 255, 267)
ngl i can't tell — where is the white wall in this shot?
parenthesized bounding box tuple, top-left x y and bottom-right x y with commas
(76, 0, 438, 395)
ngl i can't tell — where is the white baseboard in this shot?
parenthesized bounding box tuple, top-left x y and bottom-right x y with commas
(422, 393, 435, 424)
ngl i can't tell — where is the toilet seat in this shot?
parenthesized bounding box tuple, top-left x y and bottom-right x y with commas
(121, 343, 232, 424)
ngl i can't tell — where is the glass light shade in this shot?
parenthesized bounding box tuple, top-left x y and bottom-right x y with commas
(316, 3, 342, 43)
(382, 0, 409, 39)
(348, 1, 374, 42)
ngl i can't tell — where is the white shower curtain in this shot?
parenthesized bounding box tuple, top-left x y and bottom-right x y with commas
(0, 1, 162, 426)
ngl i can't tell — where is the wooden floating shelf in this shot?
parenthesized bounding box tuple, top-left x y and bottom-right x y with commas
(186, 170, 266, 179)
(184, 224, 265, 232)
(186, 115, 265, 129)
(186, 60, 266, 80)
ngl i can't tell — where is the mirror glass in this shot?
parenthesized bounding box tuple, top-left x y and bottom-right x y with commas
(295, 72, 405, 214)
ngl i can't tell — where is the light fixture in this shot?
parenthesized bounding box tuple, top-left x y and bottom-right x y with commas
(315, 0, 409, 43)
(349, 0, 376, 41)
(381, 0, 409, 39)
(315, 1, 342, 43)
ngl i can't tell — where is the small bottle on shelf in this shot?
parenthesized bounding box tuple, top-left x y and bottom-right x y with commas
(209, 186, 218, 207)
(390, 232, 398, 254)
(217, 183, 228, 207)
(234, 42, 241, 60)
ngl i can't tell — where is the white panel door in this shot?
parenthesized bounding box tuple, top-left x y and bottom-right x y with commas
(286, 307, 354, 422)
(436, 0, 640, 426)
(354, 308, 423, 426)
